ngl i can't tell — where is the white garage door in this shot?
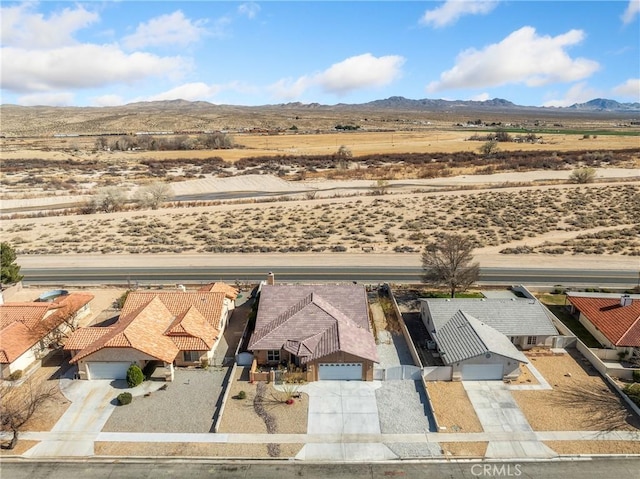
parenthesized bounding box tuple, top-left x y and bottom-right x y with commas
(87, 362, 131, 380)
(318, 363, 362, 380)
(461, 363, 503, 381)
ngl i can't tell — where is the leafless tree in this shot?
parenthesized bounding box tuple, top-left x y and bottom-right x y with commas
(94, 186, 127, 212)
(134, 182, 173, 210)
(1, 378, 58, 449)
(421, 234, 480, 298)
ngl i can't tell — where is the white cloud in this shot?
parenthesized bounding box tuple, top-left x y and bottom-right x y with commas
(238, 3, 261, 19)
(612, 78, 640, 99)
(420, 0, 498, 28)
(470, 92, 490, 101)
(91, 94, 126, 107)
(1, 45, 189, 93)
(16, 92, 75, 107)
(542, 82, 600, 107)
(427, 26, 599, 92)
(270, 53, 405, 100)
(621, 0, 640, 24)
(1, 3, 99, 48)
(145, 82, 224, 102)
(122, 11, 208, 49)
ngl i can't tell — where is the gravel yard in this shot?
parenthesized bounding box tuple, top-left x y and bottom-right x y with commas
(103, 368, 227, 433)
(511, 349, 640, 432)
(426, 382, 483, 433)
(386, 442, 442, 458)
(376, 380, 435, 433)
(218, 367, 308, 435)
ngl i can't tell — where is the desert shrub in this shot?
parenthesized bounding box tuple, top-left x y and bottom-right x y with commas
(633, 370, 640, 383)
(200, 358, 209, 369)
(569, 167, 597, 184)
(8, 370, 23, 381)
(117, 392, 133, 405)
(237, 390, 247, 400)
(126, 364, 144, 388)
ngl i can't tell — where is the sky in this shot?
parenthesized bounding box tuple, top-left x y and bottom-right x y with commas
(1, 1, 639, 108)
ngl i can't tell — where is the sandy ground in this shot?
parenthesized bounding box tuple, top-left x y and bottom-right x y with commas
(94, 442, 304, 458)
(425, 381, 484, 433)
(218, 367, 308, 435)
(512, 350, 640, 432)
(0, 440, 39, 456)
(543, 441, 640, 455)
(440, 442, 488, 457)
(510, 364, 540, 386)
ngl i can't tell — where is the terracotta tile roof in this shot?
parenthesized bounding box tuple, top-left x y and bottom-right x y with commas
(68, 291, 225, 364)
(568, 296, 640, 347)
(249, 284, 378, 364)
(64, 327, 114, 350)
(199, 282, 238, 300)
(170, 336, 211, 350)
(0, 293, 94, 364)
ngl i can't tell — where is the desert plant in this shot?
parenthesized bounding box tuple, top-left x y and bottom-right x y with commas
(8, 370, 23, 381)
(126, 364, 144, 388)
(117, 392, 133, 405)
(633, 370, 640, 383)
(569, 167, 597, 184)
(237, 390, 247, 400)
(200, 358, 209, 369)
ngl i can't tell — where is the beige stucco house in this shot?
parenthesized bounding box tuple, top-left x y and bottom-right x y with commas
(0, 292, 94, 379)
(65, 284, 236, 381)
(249, 283, 378, 381)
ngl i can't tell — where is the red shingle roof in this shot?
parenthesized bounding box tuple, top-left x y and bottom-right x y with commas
(67, 290, 226, 363)
(568, 296, 640, 347)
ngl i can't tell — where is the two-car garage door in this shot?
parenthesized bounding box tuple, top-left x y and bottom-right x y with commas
(87, 362, 131, 380)
(318, 363, 362, 380)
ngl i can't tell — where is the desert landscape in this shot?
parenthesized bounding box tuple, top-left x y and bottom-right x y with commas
(1, 101, 639, 269)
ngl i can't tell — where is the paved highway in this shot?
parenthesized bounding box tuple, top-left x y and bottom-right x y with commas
(3, 458, 640, 479)
(20, 265, 638, 288)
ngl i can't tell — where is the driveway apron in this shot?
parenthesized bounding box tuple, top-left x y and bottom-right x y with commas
(463, 381, 556, 458)
(296, 381, 397, 461)
(24, 377, 122, 457)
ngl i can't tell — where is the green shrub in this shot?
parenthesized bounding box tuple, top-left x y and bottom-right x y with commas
(237, 390, 247, 400)
(200, 358, 209, 369)
(126, 364, 144, 388)
(8, 370, 23, 381)
(117, 392, 132, 405)
(633, 370, 640, 383)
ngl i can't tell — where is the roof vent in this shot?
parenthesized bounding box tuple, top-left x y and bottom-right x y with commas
(621, 295, 632, 307)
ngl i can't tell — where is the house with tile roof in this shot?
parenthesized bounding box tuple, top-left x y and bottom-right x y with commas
(65, 288, 235, 381)
(421, 298, 558, 380)
(0, 292, 94, 379)
(248, 283, 378, 381)
(567, 292, 640, 356)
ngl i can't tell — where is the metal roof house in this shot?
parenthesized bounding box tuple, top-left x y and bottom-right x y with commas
(420, 298, 558, 381)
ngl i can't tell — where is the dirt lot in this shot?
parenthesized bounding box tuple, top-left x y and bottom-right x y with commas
(543, 440, 640, 455)
(440, 442, 488, 457)
(218, 367, 308, 435)
(425, 381, 483, 433)
(512, 349, 640, 432)
(94, 442, 304, 458)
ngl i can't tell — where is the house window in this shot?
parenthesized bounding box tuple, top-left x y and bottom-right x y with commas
(184, 351, 200, 362)
(267, 350, 280, 362)
(527, 336, 538, 345)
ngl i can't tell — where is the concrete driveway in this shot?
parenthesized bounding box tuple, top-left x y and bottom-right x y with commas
(25, 370, 164, 457)
(296, 381, 397, 461)
(463, 381, 556, 459)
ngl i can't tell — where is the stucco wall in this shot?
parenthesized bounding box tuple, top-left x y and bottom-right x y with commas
(76, 347, 156, 379)
(2, 348, 37, 378)
(578, 312, 612, 348)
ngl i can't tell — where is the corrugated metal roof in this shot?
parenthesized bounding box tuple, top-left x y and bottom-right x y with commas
(422, 298, 558, 336)
(435, 311, 528, 364)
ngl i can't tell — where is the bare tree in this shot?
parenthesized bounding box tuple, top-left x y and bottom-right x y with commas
(479, 139, 499, 156)
(134, 182, 173, 209)
(1, 378, 58, 449)
(421, 234, 480, 298)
